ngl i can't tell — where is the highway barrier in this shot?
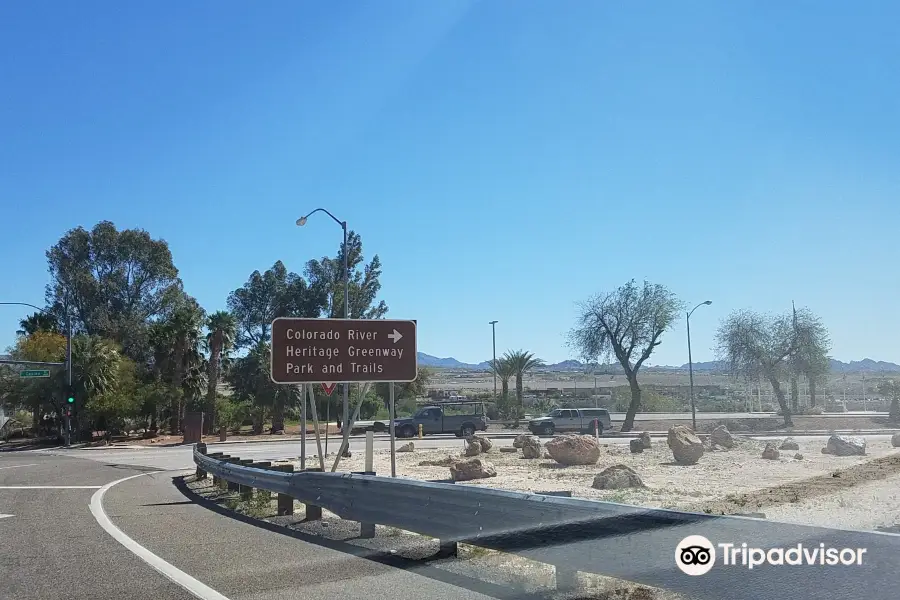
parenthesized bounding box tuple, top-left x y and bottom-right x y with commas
(193, 443, 900, 600)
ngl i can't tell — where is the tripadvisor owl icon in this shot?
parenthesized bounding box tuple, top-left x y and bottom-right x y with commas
(676, 535, 716, 576)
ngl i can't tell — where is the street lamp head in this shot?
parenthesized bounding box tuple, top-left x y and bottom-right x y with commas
(489, 320, 498, 325)
(703, 300, 712, 306)
(296, 217, 307, 226)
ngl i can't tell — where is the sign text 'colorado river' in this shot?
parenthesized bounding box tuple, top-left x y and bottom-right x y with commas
(269, 318, 417, 383)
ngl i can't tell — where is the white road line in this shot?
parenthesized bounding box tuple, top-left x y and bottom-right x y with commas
(90, 474, 231, 600)
(0, 464, 39, 470)
(0, 485, 102, 489)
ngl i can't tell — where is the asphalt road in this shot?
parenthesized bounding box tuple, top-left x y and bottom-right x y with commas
(0, 451, 492, 600)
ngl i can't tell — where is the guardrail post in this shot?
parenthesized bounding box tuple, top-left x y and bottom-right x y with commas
(418, 423, 423, 439)
(302, 467, 323, 521)
(238, 459, 254, 499)
(226, 458, 240, 492)
(275, 464, 294, 516)
(254, 462, 272, 501)
(195, 443, 207, 479)
(556, 566, 577, 591)
(436, 541, 458, 558)
(207, 453, 223, 485)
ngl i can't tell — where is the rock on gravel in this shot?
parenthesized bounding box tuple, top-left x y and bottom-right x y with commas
(545, 434, 601, 466)
(450, 457, 497, 482)
(779, 437, 800, 451)
(639, 431, 652, 449)
(710, 425, 735, 449)
(513, 433, 531, 449)
(822, 434, 866, 456)
(667, 425, 704, 465)
(629, 439, 644, 454)
(794, 453, 804, 460)
(466, 434, 493, 453)
(892, 433, 900, 448)
(397, 442, 415, 452)
(521, 436, 542, 459)
(464, 441, 482, 457)
(418, 456, 458, 467)
(592, 465, 645, 490)
(761, 442, 780, 460)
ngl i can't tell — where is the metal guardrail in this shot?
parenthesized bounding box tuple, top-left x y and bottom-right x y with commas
(193, 445, 900, 600)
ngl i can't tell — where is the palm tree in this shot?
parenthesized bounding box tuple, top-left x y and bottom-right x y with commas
(167, 297, 206, 432)
(205, 311, 237, 434)
(17, 312, 59, 336)
(504, 350, 544, 406)
(489, 357, 516, 406)
(71, 336, 123, 437)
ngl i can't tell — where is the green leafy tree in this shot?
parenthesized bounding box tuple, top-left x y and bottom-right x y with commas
(227, 261, 324, 348)
(204, 311, 237, 432)
(569, 280, 682, 432)
(878, 380, 900, 422)
(304, 231, 388, 319)
(44, 221, 182, 362)
(504, 350, 544, 406)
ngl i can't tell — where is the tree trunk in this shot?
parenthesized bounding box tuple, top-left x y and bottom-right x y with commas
(769, 376, 793, 427)
(205, 334, 221, 435)
(172, 337, 185, 433)
(501, 379, 509, 404)
(515, 374, 523, 406)
(809, 378, 817, 407)
(272, 393, 285, 433)
(890, 397, 900, 422)
(621, 373, 641, 432)
(790, 376, 799, 411)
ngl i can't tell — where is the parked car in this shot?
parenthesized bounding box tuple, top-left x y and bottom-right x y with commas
(527, 408, 612, 436)
(393, 402, 488, 438)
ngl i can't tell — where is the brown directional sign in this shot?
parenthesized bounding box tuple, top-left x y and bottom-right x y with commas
(270, 318, 417, 384)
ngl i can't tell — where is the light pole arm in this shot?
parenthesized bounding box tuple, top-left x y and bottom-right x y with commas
(301, 207, 346, 229)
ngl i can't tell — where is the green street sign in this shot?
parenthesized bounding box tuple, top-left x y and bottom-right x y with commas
(20, 369, 51, 378)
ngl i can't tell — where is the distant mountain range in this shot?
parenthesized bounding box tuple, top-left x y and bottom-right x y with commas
(416, 352, 900, 374)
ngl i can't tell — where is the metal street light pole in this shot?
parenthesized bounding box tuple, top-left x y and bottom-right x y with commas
(489, 321, 498, 401)
(687, 300, 712, 431)
(0, 302, 72, 445)
(297, 208, 350, 444)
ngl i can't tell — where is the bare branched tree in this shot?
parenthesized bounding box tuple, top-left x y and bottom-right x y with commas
(716, 306, 830, 426)
(569, 280, 682, 432)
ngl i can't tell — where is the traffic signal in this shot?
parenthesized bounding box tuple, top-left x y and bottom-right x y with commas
(67, 395, 74, 404)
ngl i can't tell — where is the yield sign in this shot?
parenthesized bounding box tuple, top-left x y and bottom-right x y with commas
(321, 382, 337, 396)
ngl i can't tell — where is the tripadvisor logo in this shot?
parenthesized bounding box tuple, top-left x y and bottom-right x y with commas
(675, 535, 867, 575)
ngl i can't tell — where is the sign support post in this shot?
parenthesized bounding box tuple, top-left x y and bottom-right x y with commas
(389, 382, 396, 477)
(299, 383, 306, 470)
(307, 385, 325, 470)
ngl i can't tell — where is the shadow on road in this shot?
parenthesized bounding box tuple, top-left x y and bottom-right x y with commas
(172, 475, 548, 600)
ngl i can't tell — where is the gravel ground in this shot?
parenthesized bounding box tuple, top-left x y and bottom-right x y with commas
(296, 435, 900, 530)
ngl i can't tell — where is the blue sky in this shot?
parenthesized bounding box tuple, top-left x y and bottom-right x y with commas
(1, 1, 898, 367)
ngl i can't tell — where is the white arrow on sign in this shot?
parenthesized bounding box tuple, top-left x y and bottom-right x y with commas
(387, 329, 402, 344)
(0, 514, 13, 520)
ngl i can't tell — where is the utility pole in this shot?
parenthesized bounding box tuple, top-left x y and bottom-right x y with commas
(489, 321, 498, 401)
(687, 300, 712, 430)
